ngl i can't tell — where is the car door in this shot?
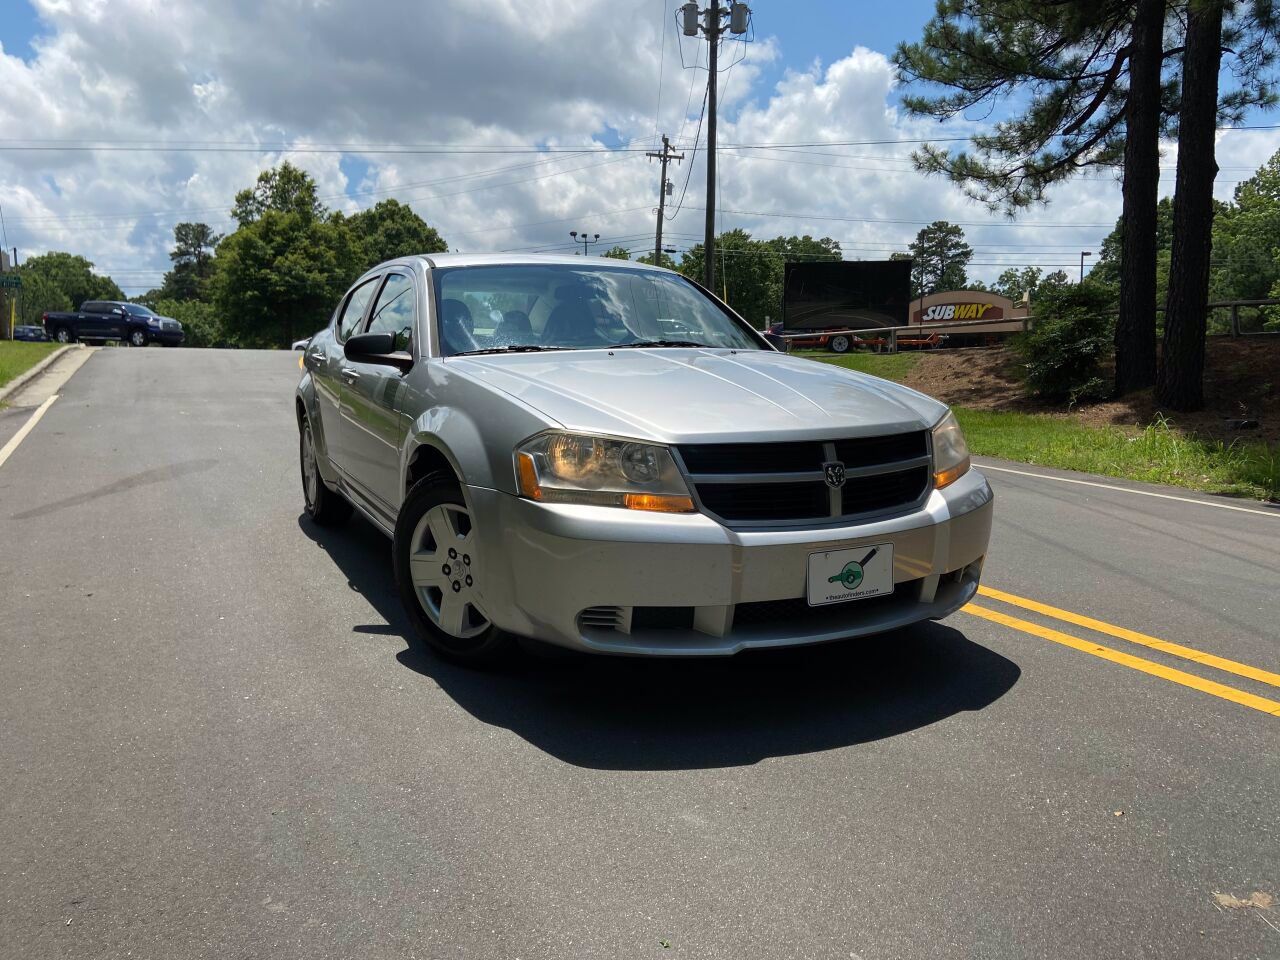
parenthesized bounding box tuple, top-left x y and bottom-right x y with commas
(105, 304, 129, 339)
(310, 276, 380, 475)
(78, 302, 108, 339)
(339, 271, 415, 515)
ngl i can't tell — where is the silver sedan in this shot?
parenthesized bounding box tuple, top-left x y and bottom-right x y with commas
(296, 254, 992, 664)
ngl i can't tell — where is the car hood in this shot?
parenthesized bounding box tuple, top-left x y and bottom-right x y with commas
(447, 348, 947, 444)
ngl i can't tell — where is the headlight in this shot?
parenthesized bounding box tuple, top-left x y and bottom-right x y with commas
(147, 317, 160, 326)
(931, 410, 971, 489)
(514, 432, 695, 513)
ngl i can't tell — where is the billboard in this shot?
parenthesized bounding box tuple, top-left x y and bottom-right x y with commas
(782, 260, 911, 331)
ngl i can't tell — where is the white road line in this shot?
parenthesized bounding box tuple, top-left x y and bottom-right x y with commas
(0, 395, 59, 470)
(976, 461, 1280, 519)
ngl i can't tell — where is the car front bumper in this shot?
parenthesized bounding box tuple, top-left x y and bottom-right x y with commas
(152, 329, 185, 345)
(467, 468, 993, 656)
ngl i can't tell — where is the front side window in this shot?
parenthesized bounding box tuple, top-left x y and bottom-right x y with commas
(432, 264, 762, 356)
(336, 277, 379, 341)
(365, 273, 414, 352)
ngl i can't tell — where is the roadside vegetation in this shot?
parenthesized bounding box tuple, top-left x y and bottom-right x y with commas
(956, 411, 1279, 501)
(0, 341, 60, 393)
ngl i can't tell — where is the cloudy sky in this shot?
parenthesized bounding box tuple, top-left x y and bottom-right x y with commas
(2, 0, 1279, 296)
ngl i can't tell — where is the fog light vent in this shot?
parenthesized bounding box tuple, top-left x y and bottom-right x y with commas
(579, 606, 630, 633)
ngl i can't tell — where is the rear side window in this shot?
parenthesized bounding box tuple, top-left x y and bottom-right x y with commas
(336, 278, 379, 341)
(82, 302, 105, 314)
(364, 273, 414, 352)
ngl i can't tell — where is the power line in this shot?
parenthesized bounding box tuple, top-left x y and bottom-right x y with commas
(0, 123, 1274, 155)
(685, 205, 1116, 228)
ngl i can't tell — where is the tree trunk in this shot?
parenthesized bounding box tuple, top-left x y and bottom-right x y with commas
(1113, 0, 1166, 396)
(1158, 0, 1224, 411)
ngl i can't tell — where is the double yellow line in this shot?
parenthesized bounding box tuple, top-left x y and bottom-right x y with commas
(964, 586, 1280, 717)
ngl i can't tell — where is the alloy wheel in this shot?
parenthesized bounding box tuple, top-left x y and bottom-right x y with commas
(301, 422, 319, 509)
(408, 503, 491, 639)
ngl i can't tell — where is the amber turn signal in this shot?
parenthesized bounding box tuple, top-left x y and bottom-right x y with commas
(934, 456, 971, 490)
(622, 493, 696, 513)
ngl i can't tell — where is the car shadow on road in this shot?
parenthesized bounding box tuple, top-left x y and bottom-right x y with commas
(300, 514, 1021, 771)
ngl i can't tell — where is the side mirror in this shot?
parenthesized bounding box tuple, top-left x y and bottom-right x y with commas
(763, 332, 788, 352)
(344, 331, 413, 371)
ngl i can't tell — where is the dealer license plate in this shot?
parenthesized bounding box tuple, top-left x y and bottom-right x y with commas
(807, 543, 895, 606)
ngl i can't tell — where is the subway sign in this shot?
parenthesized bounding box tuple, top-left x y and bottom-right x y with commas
(920, 302, 1000, 322)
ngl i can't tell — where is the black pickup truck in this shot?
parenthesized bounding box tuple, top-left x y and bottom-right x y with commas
(42, 301, 185, 347)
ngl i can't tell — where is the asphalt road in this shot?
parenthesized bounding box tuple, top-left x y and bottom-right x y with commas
(1, 348, 1276, 960)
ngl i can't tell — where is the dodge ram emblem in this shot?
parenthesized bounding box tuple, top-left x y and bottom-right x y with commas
(823, 461, 846, 489)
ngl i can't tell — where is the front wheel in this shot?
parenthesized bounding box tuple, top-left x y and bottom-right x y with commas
(829, 335, 851, 354)
(393, 476, 516, 666)
(128, 329, 148, 347)
(300, 416, 351, 526)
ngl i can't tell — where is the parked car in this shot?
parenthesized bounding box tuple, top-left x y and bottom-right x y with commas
(13, 325, 50, 342)
(42, 301, 184, 347)
(296, 255, 992, 665)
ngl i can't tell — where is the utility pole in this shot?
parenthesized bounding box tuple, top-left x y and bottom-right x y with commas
(682, 1, 750, 295)
(704, 0, 720, 293)
(646, 135, 684, 266)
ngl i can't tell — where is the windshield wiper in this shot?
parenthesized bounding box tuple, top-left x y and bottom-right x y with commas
(612, 339, 713, 349)
(453, 344, 566, 356)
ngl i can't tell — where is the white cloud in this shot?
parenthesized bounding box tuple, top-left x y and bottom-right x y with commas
(0, 1, 1276, 295)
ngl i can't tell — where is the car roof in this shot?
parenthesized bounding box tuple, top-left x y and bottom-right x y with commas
(415, 252, 677, 273)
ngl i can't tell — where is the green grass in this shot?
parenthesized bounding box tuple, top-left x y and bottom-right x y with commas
(956, 409, 1280, 501)
(0, 341, 60, 391)
(804, 351, 921, 381)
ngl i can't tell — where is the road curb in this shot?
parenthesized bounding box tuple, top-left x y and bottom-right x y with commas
(0, 344, 77, 404)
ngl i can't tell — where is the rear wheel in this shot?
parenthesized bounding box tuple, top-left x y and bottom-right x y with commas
(394, 476, 515, 666)
(300, 416, 351, 526)
(53, 326, 74, 344)
(829, 335, 851, 354)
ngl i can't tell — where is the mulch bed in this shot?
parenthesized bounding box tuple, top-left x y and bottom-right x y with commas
(902, 338, 1279, 445)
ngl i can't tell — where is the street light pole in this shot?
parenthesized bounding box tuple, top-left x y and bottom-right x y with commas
(570, 230, 601, 256)
(1080, 250, 1093, 283)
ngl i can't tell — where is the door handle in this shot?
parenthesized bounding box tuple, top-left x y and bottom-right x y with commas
(340, 369, 361, 384)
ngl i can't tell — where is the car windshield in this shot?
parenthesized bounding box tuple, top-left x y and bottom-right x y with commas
(127, 304, 156, 317)
(432, 263, 762, 356)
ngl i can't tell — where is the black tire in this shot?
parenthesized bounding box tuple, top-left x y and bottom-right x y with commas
(829, 334, 851, 354)
(53, 326, 74, 344)
(393, 475, 516, 666)
(128, 328, 148, 347)
(300, 416, 351, 526)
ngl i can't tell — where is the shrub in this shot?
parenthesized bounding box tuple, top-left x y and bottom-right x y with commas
(1014, 282, 1116, 403)
(151, 299, 232, 348)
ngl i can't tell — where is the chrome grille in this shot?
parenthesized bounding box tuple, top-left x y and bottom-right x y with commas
(676, 431, 931, 525)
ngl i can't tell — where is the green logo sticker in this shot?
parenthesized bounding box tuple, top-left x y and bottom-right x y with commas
(828, 561, 864, 591)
